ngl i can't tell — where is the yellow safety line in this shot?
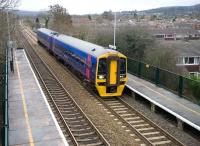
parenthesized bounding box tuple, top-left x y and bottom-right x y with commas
(16, 55, 35, 146)
(129, 77, 200, 116)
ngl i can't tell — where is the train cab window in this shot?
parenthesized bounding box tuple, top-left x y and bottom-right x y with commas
(120, 58, 126, 77)
(98, 58, 107, 79)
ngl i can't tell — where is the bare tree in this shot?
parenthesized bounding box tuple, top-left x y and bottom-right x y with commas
(0, 0, 19, 57)
(0, 1, 19, 116)
(49, 4, 72, 33)
(0, 0, 19, 8)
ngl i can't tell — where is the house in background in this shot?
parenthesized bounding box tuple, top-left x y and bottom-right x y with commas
(193, 22, 200, 30)
(176, 56, 200, 77)
(150, 28, 200, 40)
(158, 39, 200, 77)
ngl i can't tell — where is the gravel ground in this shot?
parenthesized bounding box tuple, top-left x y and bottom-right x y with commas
(28, 36, 200, 146)
(122, 94, 200, 146)
(29, 42, 141, 146)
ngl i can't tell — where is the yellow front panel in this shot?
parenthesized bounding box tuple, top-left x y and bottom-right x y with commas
(110, 60, 117, 85)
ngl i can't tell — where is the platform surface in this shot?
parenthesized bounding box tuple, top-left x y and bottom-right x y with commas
(8, 49, 68, 146)
(126, 73, 200, 131)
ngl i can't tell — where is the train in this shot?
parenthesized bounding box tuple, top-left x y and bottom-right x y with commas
(37, 28, 127, 97)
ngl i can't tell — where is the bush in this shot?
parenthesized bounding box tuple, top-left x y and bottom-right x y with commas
(188, 76, 200, 100)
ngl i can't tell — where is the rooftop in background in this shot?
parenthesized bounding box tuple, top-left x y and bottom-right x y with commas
(150, 28, 200, 35)
(158, 40, 200, 57)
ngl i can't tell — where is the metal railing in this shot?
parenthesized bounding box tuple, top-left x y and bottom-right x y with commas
(1, 45, 9, 146)
(128, 58, 200, 105)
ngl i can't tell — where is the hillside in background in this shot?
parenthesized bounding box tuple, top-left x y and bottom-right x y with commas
(15, 10, 48, 16)
(140, 4, 200, 16)
(16, 3, 200, 17)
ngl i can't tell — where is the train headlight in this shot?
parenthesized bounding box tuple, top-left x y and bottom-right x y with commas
(120, 74, 126, 78)
(98, 75, 106, 79)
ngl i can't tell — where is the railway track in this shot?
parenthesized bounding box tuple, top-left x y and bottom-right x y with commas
(23, 26, 185, 146)
(17, 27, 110, 146)
(98, 97, 185, 146)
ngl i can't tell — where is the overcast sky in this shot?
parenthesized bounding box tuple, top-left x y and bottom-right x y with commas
(18, 0, 200, 15)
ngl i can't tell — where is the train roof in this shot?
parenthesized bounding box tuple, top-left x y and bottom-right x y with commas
(37, 28, 57, 36)
(37, 28, 120, 58)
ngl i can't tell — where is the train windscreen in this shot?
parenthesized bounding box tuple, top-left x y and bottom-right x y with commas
(98, 58, 107, 75)
(120, 58, 126, 75)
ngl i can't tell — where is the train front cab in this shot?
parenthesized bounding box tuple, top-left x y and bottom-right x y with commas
(96, 53, 127, 97)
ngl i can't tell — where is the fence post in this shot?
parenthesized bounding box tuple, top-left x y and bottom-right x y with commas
(3, 45, 9, 146)
(155, 67, 160, 85)
(138, 61, 141, 77)
(178, 76, 183, 97)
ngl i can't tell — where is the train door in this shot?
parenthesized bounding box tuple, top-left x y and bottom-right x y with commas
(49, 35, 53, 50)
(107, 56, 120, 86)
(86, 55, 91, 80)
(109, 60, 117, 84)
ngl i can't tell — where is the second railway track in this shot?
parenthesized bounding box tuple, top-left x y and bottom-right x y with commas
(98, 97, 185, 146)
(17, 27, 110, 146)
(22, 26, 185, 146)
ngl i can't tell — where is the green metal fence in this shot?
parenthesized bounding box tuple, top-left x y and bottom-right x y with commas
(1, 46, 9, 146)
(128, 58, 200, 105)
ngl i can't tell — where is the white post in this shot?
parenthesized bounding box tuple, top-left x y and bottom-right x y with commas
(114, 12, 116, 47)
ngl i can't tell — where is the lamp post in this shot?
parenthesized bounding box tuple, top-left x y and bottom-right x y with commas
(113, 12, 116, 47)
(6, 10, 10, 43)
(6, 9, 14, 72)
(109, 12, 117, 50)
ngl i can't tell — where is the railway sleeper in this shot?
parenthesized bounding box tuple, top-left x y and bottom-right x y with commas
(110, 105, 125, 108)
(67, 119, 86, 124)
(74, 131, 96, 137)
(152, 140, 172, 145)
(59, 106, 76, 110)
(78, 140, 103, 146)
(70, 127, 91, 132)
(49, 90, 67, 94)
(54, 98, 71, 102)
(61, 109, 79, 114)
(65, 115, 83, 120)
(133, 123, 149, 128)
(124, 116, 140, 121)
(137, 127, 154, 132)
(76, 136, 102, 143)
(72, 129, 95, 135)
(58, 106, 76, 111)
(44, 80, 58, 84)
(65, 112, 81, 116)
(112, 107, 128, 111)
(57, 102, 74, 106)
(120, 113, 135, 117)
(50, 92, 68, 96)
(68, 122, 89, 127)
(59, 103, 77, 110)
(65, 117, 85, 122)
(147, 136, 167, 141)
(129, 120, 144, 124)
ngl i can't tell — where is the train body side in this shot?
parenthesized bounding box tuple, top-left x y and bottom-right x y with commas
(52, 37, 97, 82)
(37, 29, 97, 83)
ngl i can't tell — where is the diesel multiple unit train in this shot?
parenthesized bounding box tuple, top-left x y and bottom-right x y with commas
(37, 28, 127, 97)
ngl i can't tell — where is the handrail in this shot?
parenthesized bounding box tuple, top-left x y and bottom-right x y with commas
(3, 45, 9, 146)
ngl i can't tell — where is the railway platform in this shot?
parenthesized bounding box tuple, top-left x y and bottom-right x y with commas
(126, 73, 200, 131)
(8, 48, 68, 146)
